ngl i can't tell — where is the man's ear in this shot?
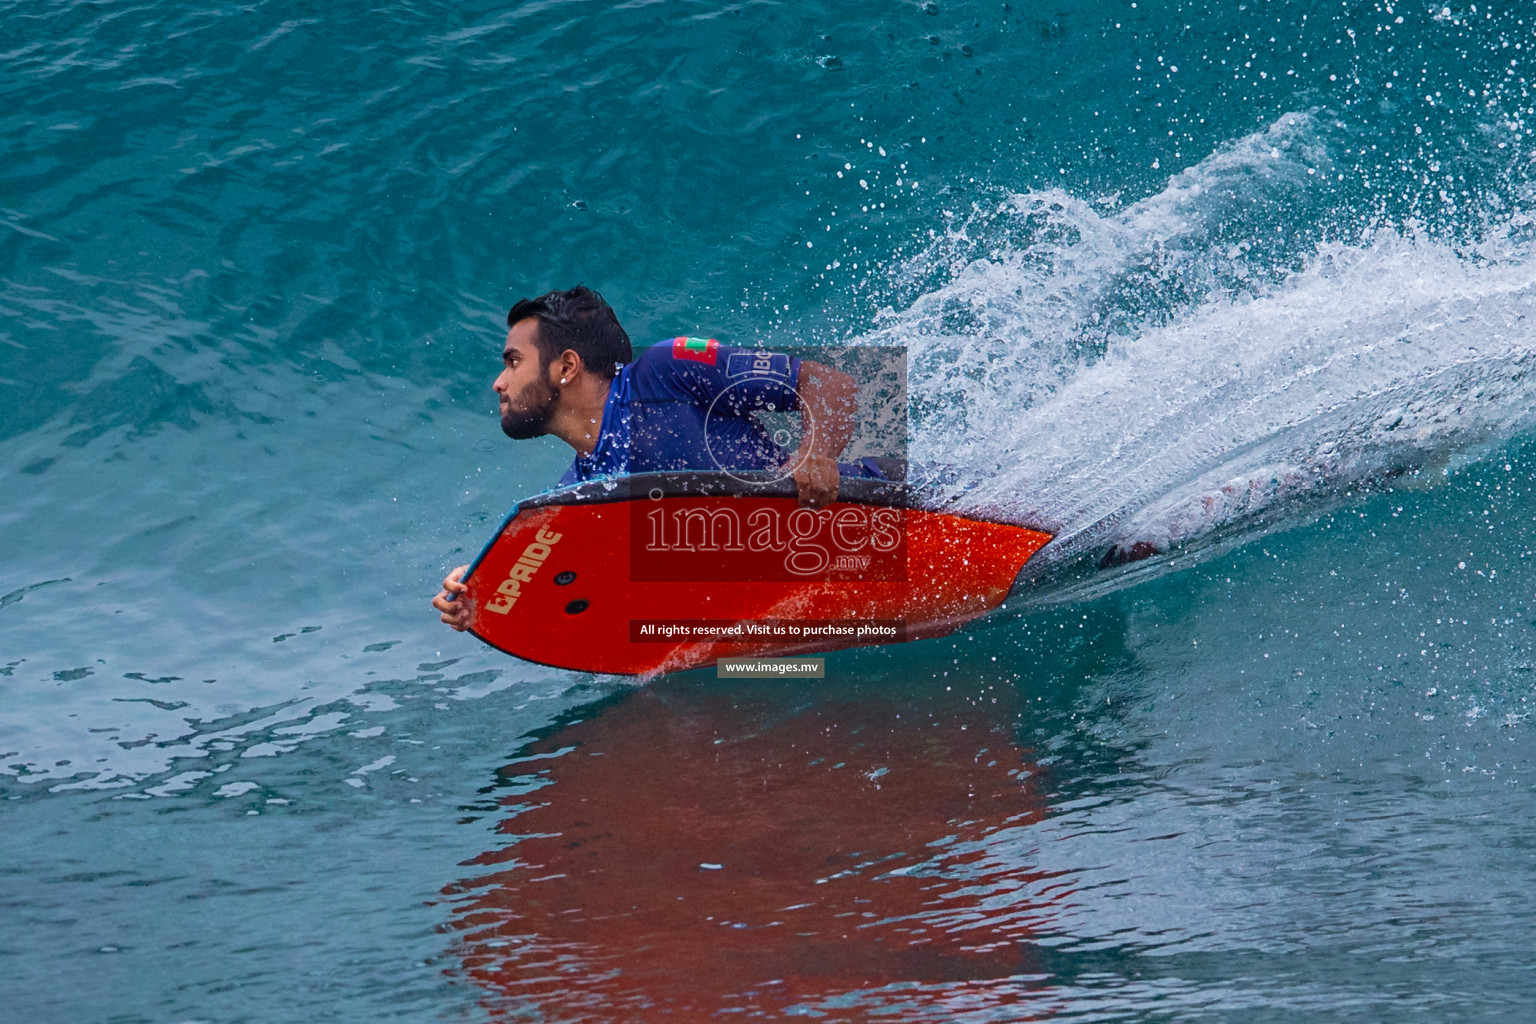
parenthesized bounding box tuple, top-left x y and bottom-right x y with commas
(553, 349, 582, 384)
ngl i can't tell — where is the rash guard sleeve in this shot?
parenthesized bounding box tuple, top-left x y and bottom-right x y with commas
(641, 337, 802, 413)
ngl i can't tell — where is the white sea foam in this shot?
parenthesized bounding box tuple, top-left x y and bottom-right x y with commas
(873, 113, 1536, 598)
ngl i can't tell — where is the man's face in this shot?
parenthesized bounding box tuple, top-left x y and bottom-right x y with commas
(495, 319, 557, 440)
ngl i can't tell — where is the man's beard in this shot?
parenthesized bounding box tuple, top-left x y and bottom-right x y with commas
(500, 378, 558, 440)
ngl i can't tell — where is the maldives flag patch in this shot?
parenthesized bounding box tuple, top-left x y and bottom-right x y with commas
(671, 336, 720, 364)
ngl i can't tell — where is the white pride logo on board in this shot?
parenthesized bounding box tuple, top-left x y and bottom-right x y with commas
(483, 527, 563, 615)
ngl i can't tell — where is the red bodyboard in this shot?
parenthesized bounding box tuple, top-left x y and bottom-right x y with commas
(463, 473, 1050, 676)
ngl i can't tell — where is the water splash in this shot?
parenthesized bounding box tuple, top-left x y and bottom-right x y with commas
(875, 114, 1536, 596)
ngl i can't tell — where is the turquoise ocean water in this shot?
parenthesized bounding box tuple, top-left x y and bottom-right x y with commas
(6, 0, 1536, 1019)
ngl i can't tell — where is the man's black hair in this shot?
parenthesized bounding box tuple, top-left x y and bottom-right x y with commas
(507, 286, 632, 379)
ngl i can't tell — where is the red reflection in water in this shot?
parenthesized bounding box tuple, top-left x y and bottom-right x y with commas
(448, 681, 1063, 1020)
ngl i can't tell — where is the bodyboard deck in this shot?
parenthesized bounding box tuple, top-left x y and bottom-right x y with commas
(462, 472, 1051, 676)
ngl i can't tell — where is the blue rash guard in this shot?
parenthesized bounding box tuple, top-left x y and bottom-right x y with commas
(558, 337, 890, 486)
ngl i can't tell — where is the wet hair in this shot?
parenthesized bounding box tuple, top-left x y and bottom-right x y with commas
(507, 286, 632, 379)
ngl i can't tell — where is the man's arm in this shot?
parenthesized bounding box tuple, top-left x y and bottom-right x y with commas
(791, 360, 858, 507)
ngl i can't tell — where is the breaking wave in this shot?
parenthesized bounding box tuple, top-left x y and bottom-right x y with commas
(871, 113, 1536, 599)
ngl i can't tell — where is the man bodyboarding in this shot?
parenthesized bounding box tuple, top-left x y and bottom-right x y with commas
(433, 286, 886, 631)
